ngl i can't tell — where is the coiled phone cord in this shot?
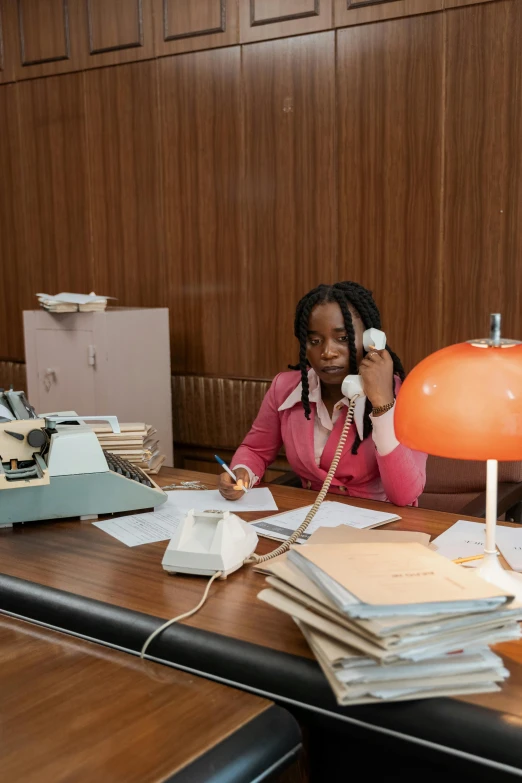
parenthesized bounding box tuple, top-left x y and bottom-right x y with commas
(140, 395, 358, 657)
(245, 394, 359, 565)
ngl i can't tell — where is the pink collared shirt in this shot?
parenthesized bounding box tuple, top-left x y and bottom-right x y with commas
(236, 369, 399, 485)
(232, 370, 426, 506)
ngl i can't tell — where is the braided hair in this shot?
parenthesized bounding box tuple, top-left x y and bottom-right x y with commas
(289, 282, 405, 455)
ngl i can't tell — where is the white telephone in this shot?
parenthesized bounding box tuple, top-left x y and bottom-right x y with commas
(341, 328, 387, 400)
(162, 327, 388, 577)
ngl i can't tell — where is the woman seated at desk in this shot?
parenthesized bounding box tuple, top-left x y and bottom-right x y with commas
(218, 281, 426, 507)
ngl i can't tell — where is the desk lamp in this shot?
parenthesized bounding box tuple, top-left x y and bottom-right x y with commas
(395, 314, 522, 602)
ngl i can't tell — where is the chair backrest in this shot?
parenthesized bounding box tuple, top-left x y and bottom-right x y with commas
(419, 456, 522, 514)
(172, 375, 271, 449)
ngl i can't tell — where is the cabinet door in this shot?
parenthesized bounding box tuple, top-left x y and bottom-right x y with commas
(154, 0, 238, 55)
(2, 0, 84, 79)
(240, 0, 332, 42)
(0, 3, 14, 83)
(35, 330, 96, 415)
(334, 0, 442, 26)
(80, 0, 155, 68)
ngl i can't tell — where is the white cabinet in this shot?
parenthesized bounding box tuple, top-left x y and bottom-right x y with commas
(23, 308, 173, 466)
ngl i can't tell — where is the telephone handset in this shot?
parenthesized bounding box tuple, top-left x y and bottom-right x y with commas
(341, 328, 387, 400)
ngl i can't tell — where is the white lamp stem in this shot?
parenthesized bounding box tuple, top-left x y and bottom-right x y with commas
(485, 459, 498, 554)
(475, 457, 522, 602)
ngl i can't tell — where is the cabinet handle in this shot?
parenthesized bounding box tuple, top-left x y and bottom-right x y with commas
(88, 345, 96, 367)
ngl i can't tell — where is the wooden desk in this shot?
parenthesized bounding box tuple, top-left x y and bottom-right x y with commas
(0, 613, 301, 783)
(0, 468, 522, 778)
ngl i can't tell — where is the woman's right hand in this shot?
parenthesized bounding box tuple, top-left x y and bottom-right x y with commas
(218, 467, 250, 501)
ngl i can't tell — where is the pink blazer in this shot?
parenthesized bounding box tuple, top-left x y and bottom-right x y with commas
(232, 371, 427, 507)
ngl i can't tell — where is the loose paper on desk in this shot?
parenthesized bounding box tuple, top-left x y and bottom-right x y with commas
(93, 488, 278, 547)
(162, 488, 278, 514)
(250, 501, 400, 544)
(494, 526, 522, 572)
(94, 507, 186, 547)
(431, 520, 487, 567)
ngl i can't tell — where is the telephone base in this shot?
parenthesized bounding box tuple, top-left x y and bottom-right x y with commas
(161, 509, 258, 578)
(164, 565, 232, 579)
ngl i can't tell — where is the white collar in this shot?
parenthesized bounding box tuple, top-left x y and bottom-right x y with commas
(278, 369, 365, 439)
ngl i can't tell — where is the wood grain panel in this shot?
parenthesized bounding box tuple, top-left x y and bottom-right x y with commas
(242, 33, 337, 378)
(82, 0, 155, 67)
(154, 0, 238, 55)
(334, 0, 442, 27)
(0, 3, 14, 83)
(3, 0, 84, 79)
(442, 0, 522, 346)
(18, 0, 70, 64)
(159, 48, 245, 375)
(85, 61, 164, 310)
(0, 614, 272, 782)
(240, 0, 332, 42)
(337, 16, 444, 371)
(16, 73, 94, 307)
(0, 85, 25, 360)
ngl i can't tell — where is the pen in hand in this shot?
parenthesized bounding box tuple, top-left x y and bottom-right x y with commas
(214, 455, 248, 493)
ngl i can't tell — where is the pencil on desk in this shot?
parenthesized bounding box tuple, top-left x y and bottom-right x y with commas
(452, 554, 485, 565)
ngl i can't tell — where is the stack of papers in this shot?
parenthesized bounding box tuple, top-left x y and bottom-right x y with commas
(258, 538, 521, 705)
(36, 292, 113, 312)
(92, 422, 165, 474)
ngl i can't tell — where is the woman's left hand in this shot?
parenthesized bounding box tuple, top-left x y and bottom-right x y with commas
(358, 349, 394, 408)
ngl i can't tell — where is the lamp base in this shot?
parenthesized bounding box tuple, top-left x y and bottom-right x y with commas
(475, 551, 522, 604)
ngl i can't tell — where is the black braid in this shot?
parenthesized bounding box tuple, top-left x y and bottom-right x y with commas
(289, 290, 323, 419)
(289, 282, 406, 454)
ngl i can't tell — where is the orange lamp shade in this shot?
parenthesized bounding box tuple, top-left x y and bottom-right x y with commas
(395, 342, 522, 461)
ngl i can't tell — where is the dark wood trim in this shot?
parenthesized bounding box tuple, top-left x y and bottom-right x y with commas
(250, 0, 321, 27)
(163, 0, 226, 42)
(87, 0, 144, 54)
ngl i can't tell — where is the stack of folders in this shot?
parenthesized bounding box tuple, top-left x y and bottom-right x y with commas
(92, 422, 165, 474)
(36, 292, 110, 312)
(258, 539, 522, 705)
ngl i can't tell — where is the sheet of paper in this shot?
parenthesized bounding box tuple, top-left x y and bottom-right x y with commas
(496, 526, 522, 572)
(161, 488, 278, 513)
(93, 507, 185, 547)
(250, 501, 400, 544)
(431, 520, 487, 567)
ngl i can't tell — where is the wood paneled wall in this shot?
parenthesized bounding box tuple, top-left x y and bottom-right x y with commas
(0, 0, 520, 383)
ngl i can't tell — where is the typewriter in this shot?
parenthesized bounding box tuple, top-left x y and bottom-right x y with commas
(0, 389, 167, 526)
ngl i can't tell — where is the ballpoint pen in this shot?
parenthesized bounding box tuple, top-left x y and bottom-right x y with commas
(214, 454, 248, 493)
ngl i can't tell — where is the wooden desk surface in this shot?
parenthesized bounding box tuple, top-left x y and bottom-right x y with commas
(0, 467, 518, 660)
(0, 613, 280, 783)
(1, 467, 522, 751)
(0, 466, 493, 660)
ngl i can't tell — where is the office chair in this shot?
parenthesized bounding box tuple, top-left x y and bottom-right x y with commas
(418, 456, 522, 523)
(271, 457, 522, 524)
